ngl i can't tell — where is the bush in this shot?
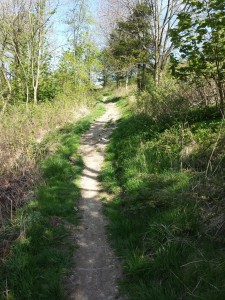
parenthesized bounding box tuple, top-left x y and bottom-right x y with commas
(136, 76, 190, 120)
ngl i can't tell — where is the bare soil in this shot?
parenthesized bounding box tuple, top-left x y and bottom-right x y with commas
(66, 102, 122, 300)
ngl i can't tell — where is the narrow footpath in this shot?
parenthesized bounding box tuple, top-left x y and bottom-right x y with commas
(67, 102, 122, 300)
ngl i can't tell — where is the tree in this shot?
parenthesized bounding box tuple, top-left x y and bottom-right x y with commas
(170, 0, 225, 115)
(56, 1, 100, 93)
(0, 0, 57, 107)
(99, 49, 111, 87)
(30, 0, 48, 104)
(100, 0, 183, 85)
(0, 0, 30, 107)
(108, 1, 153, 90)
(63, 0, 100, 91)
(146, 0, 184, 84)
(98, 0, 132, 42)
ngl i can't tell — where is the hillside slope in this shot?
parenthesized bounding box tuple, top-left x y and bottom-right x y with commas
(101, 95, 225, 300)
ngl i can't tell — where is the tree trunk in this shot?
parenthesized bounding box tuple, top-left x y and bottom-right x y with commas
(103, 73, 108, 87)
(216, 70, 224, 116)
(1, 67, 12, 114)
(218, 81, 224, 116)
(154, 61, 160, 86)
(116, 73, 121, 89)
(34, 86, 38, 105)
(142, 63, 146, 90)
(125, 72, 129, 90)
(137, 63, 142, 90)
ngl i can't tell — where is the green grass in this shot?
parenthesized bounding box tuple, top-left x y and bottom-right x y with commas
(101, 97, 225, 299)
(0, 103, 105, 300)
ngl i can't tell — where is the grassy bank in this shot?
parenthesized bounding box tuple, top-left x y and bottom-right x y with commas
(0, 91, 98, 225)
(0, 103, 105, 299)
(101, 96, 225, 299)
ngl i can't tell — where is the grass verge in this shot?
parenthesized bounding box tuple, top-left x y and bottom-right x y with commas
(101, 96, 225, 300)
(0, 103, 105, 300)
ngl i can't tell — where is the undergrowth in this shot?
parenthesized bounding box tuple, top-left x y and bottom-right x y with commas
(0, 102, 105, 299)
(101, 96, 225, 300)
(0, 91, 98, 225)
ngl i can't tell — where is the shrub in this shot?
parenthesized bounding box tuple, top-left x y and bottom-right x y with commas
(136, 76, 190, 120)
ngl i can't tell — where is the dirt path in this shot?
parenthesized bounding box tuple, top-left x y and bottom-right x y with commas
(67, 102, 122, 300)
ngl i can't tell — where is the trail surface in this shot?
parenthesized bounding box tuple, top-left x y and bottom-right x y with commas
(67, 102, 122, 300)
